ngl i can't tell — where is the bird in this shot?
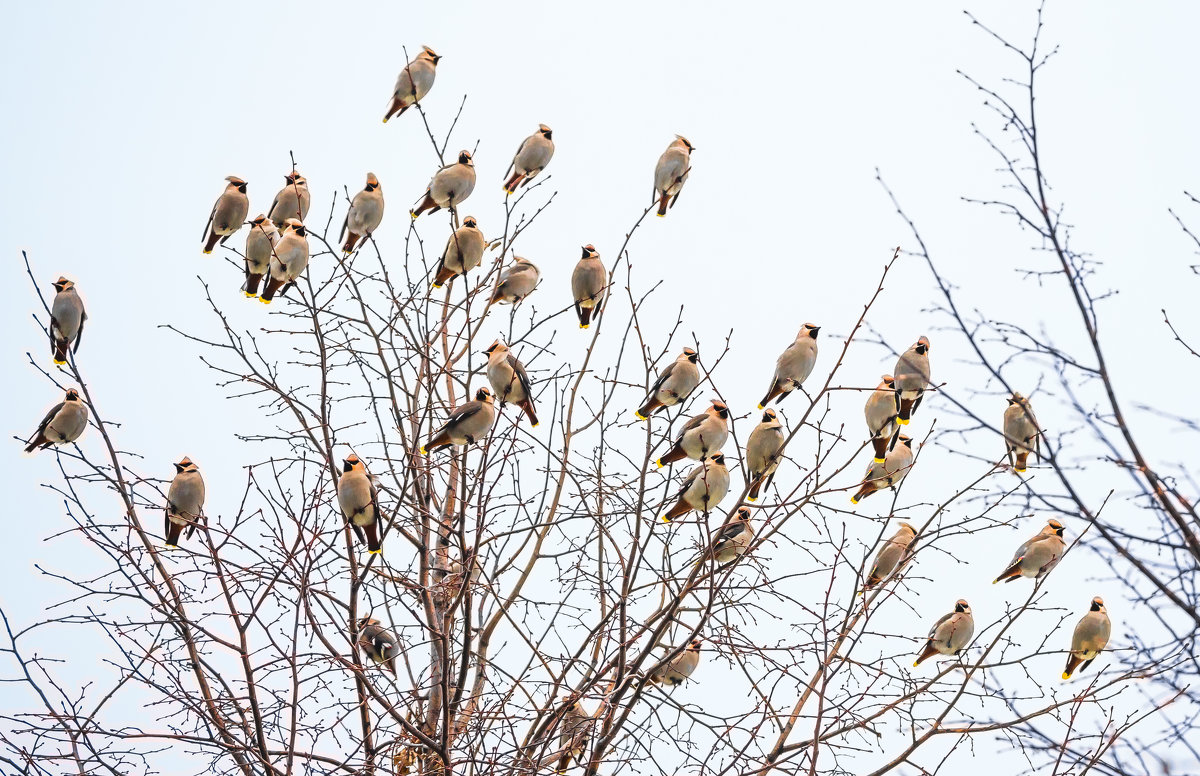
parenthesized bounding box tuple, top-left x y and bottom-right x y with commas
(862, 522, 916, 592)
(865, 375, 899, 464)
(746, 408, 785, 502)
(504, 124, 555, 193)
(356, 617, 400, 676)
(202, 175, 249, 254)
(382, 46, 440, 122)
(49, 277, 86, 365)
(338, 454, 383, 554)
(537, 697, 594, 774)
(653, 136, 694, 217)
(571, 244, 606, 328)
(696, 507, 754, 566)
(661, 452, 730, 523)
(260, 219, 310, 304)
(411, 150, 476, 219)
(635, 347, 700, 419)
(758, 324, 820, 407)
(1003, 392, 1041, 474)
(850, 434, 914, 504)
(243, 215, 280, 298)
(1062, 596, 1111, 680)
(23, 388, 88, 453)
(164, 457, 205, 548)
(268, 172, 311, 228)
(485, 340, 538, 427)
(433, 216, 485, 288)
(656, 400, 730, 468)
(341, 173, 385, 253)
(649, 638, 702, 685)
(421, 387, 496, 454)
(893, 336, 931, 426)
(490, 256, 540, 305)
(993, 518, 1066, 584)
(913, 599, 974, 667)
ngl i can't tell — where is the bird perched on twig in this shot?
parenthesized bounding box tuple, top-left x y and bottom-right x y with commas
(653, 136, 694, 217)
(571, 244, 606, 328)
(913, 599, 973, 667)
(536, 696, 594, 774)
(695, 507, 754, 566)
(1062, 596, 1111, 680)
(862, 522, 916, 593)
(864, 375, 899, 464)
(661, 452, 729, 523)
(893, 336, 931, 426)
(993, 518, 1066, 584)
(243, 215, 279, 298)
(268, 171, 310, 228)
(356, 617, 400, 676)
(421, 388, 496, 455)
(338, 453, 383, 554)
(411, 151, 476, 219)
(746, 408, 785, 502)
(758, 324, 819, 408)
(260, 219, 310, 304)
(201, 175, 248, 254)
(165, 457, 205, 548)
(485, 340, 538, 427)
(490, 256, 540, 305)
(504, 124, 555, 194)
(850, 435, 914, 504)
(649, 638, 702, 685)
(635, 347, 700, 419)
(433, 216, 484, 288)
(341, 173, 385, 254)
(383, 46, 440, 123)
(23, 388, 88, 453)
(49, 277, 86, 365)
(656, 400, 729, 468)
(1003, 392, 1041, 474)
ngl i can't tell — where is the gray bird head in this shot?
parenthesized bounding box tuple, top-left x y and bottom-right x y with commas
(283, 218, 306, 237)
(683, 347, 699, 364)
(343, 453, 363, 473)
(225, 175, 247, 192)
(709, 452, 725, 466)
(761, 408, 777, 422)
(581, 244, 598, 259)
(365, 172, 380, 191)
(476, 387, 494, 403)
(710, 400, 729, 419)
(1047, 519, 1065, 537)
(64, 388, 81, 401)
(538, 123, 553, 139)
(953, 600, 970, 614)
(484, 339, 508, 355)
(174, 456, 198, 474)
(1089, 596, 1105, 612)
(802, 323, 820, 339)
(457, 150, 473, 165)
(51, 276, 74, 292)
(914, 336, 931, 356)
(420, 45, 441, 64)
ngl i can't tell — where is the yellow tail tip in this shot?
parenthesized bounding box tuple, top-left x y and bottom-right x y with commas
(634, 410, 647, 420)
(164, 543, 178, 550)
(53, 359, 66, 366)
(656, 212, 665, 218)
(531, 422, 540, 428)
(203, 249, 213, 255)
(913, 660, 921, 668)
(661, 515, 672, 523)
(382, 118, 389, 124)
(655, 459, 664, 469)
(756, 403, 764, 410)
(874, 457, 885, 464)
(260, 297, 272, 305)
(1015, 466, 1027, 473)
(432, 282, 443, 289)
(850, 497, 859, 505)
(409, 210, 418, 219)
(1062, 672, 1071, 680)
(897, 417, 910, 425)
(368, 549, 382, 556)
(992, 579, 1000, 585)
(419, 446, 429, 455)
(746, 495, 758, 503)
(579, 323, 589, 329)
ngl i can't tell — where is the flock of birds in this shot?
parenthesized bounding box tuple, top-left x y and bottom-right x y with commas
(20, 45, 1111, 718)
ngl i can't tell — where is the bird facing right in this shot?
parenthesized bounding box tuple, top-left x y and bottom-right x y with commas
(893, 336, 931, 425)
(653, 135, 694, 217)
(1003, 392, 1041, 474)
(165, 456, 205, 548)
(634, 347, 700, 419)
(1063, 596, 1111, 680)
(202, 175, 249, 254)
(913, 599, 973, 667)
(993, 518, 1066, 584)
(758, 323, 820, 408)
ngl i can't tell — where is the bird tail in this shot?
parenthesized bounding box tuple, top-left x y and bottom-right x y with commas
(870, 436, 890, 464)
(1062, 653, 1083, 680)
(576, 304, 593, 329)
(747, 476, 763, 502)
(260, 276, 285, 304)
(913, 642, 938, 667)
(53, 338, 68, 366)
(203, 230, 221, 254)
(410, 192, 437, 219)
(432, 265, 456, 289)
(243, 272, 263, 298)
(1013, 451, 1029, 474)
(992, 562, 1022, 585)
(364, 522, 382, 555)
(758, 381, 784, 409)
(23, 433, 47, 454)
(656, 446, 686, 469)
(661, 501, 690, 523)
(421, 432, 451, 456)
(504, 171, 525, 193)
(850, 483, 875, 505)
(382, 97, 406, 123)
(897, 397, 916, 424)
(343, 231, 361, 254)
(518, 400, 539, 428)
(656, 191, 670, 217)
(164, 520, 184, 548)
(635, 397, 661, 420)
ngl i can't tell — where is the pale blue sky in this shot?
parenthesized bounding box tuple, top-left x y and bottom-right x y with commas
(3, 1, 1198, 772)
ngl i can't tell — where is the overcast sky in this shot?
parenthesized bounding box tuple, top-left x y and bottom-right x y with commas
(3, 1, 1199, 773)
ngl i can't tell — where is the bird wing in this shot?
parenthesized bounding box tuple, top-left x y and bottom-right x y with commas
(509, 354, 533, 400)
(202, 201, 216, 241)
(677, 412, 707, 438)
(928, 611, 954, 640)
(74, 310, 87, 353)
(713, 519, 747, 547)
(648, 362, 677, 395)
(447, 400, 483, 426)
(675, 465, 703, 499)
(32, 401, 65, 440)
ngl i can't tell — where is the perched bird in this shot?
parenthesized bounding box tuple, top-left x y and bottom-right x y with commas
(758, 324, 820, 407)
(23, 388, 88, 453)
(202, 175, 249, 254)
(863, 522, 916, 592)
(1063, 596, 1111, 680)
(913, 599, 974, 667)
(411, 150, 476, 219)
(1004, 392, 1041, 474)
(865, 375, 899, 463)
(338, 454, 383, 554)
(993, 518, 1066, 584)
(356, 617, 400, 676)
(893, 336, 931, 426)
(49, 277, 86, 365)
(653, 136, 694, 217)
(485, 339, 538, 427)
(656, 400, 730, 468)
(537, 697, 594, 774)
(268, 172, 311, 228)
(635, 347, 700, 419)
(571, 244, 606, 328)
(661, 452, 730, 522)
(382, 46, 440, 122)
(341, 173, 385, 253)
(746, 408, 785, 502)
(504, 124, 555, 193)
(242, 215, 280, 298)
(433, 216, 485, 288)
(696, 507, 754, 565)
(649, 638, 702, 685)
(164, 457, 205, 548)
(421, 387, 496, 454)
(850, 435, 914, 504)
(490, 256, 540, 304)
(260, 219, 310, 304)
